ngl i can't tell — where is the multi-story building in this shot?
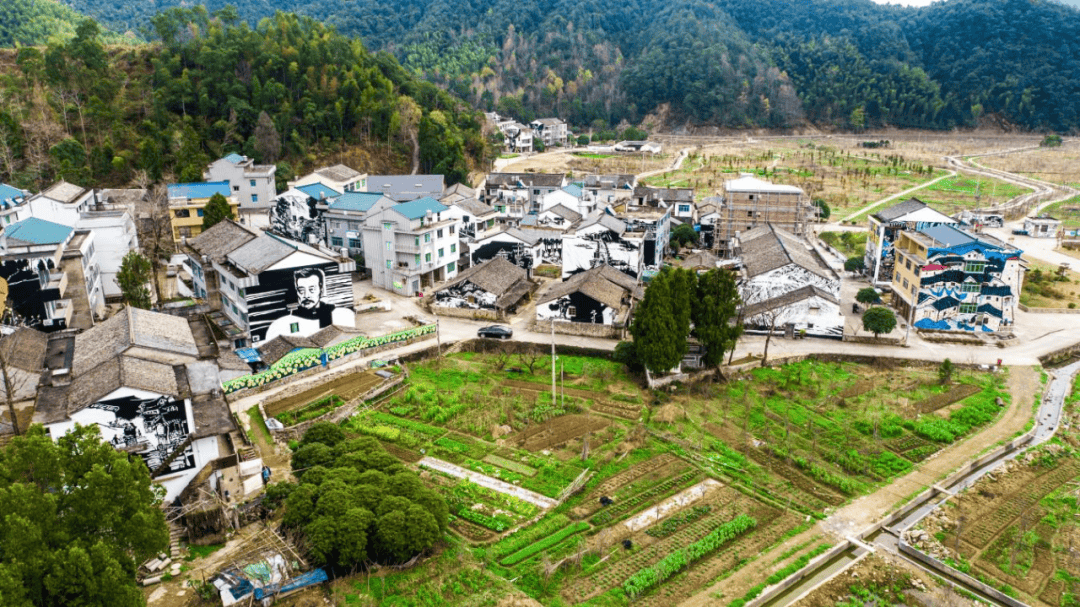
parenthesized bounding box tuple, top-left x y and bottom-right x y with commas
(366, 175, 445, 202)
(583, 174, 636, 207)
(25, 181, 96, 225)
(630, 185, 696, 223)
(289, 164, 367, 193)
(320, 192, 386, 256)
(714, 174, 813, 258)
(167, 182, 240, 242)
(530, 118, 568, 147)
(891, 225, 1023, 333)
(203, 153, 277, 212)
(481, 173, 566, 222)
(0, 217, 104, 330)
(362, 197, 460, 296)
(0, 183, 31, 226)
(183, 220, 356, 349)
(864, 197, 958, 284)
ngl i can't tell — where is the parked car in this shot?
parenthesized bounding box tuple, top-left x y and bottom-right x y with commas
(477, 325, 513, 339)
(1011, 229, 1029, 236)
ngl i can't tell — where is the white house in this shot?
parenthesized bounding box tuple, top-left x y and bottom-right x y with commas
(204, 153, 277, 212)
(562, 213, 641, 279)
(289, 164, 367, 193)
(530, 118, 568, 147)
(471, 227, 542, 270)
(0, 183, 31, 227)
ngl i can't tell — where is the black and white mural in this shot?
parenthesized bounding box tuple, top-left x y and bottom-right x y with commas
(0, 258, 65, 331)
(434, 281, 496, 310)
(246, 263, 356, 344)
(471, 240, 535, 270)
(562, 229, 640, 279)
(537, 291, 615, 324)
(269, 190, 325, 246)
(69, 392, 195, 474)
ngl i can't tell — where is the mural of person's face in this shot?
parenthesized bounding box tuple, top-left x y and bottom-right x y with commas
(296, 275, 322, 309)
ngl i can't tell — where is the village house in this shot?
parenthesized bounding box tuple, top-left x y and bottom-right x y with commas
(0, 183, 31, 226)
(865, 197, 958, 284)
(617, 206, 672, 278)
(614, 141, 662, 154)
(891, 225, 1023, 333)
(482, 173, 567, 222)
(530, 118, 568, 147)
(167, 182, 241, 242)
(441, 196, 498, 243)
(1024, 216, 1062, 238)
(629, 185, 696, 224)
(583, 174, 636, 207)
(502, 122, 534, 153)
(183, 220, 357, 349)
(362, 197, 460, 296)
(431, 257, 534, 319)
(697, 197, 723, 250)
(0, 327, 48, 405)
(470, 227, 542, 270)
(34, 307, 234, 503)
(737, 225, 843, 338)
(289, 164, 367, 193)
(561, 213, 636, 279)
(319, 192, 386, 256)
(203, 153, 277, 215)
(715, 174, 814, 258)
(366, 175, 445, 202)
(536, 264, 643, 337)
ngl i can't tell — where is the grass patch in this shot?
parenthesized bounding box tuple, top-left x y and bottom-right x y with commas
(186, 544, 224, 560)
(274, 395, 345, 427)
(246, 405, 272, 444)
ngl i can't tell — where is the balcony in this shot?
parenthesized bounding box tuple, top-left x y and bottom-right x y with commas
(45, 299, 72, 328)
(46, 271, 68, 296)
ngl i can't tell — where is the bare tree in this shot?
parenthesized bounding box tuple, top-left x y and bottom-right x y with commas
(136, 183, 174, 304)
(519, 345, 545, 374)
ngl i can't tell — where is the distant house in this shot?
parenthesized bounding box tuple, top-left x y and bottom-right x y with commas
(530, 118, 568, 147)
(268, 185, 338, 246)
(289, 164, 367, 193)
(893, 225, 1023, 333)
(203, 153, 276, 212)
(614, 141, 662, 154)
(0, 183, 31, 226)
(1024, 216, 1061, 238)
(536, 264, 643, 336)
(366, 175, 445, 202)
(716, 174, 813, 258)
(320, 192, 386, 255)
(865, 197, 959, 284)
(561, 213, 635, 279)
(362, 197, 460, 296)
(432, 257, 534, 318)
(502, 122, 534, 153)
(442, 197, 498, 242)
(482, 173, 567, 221)
(630, 185, 696, 223)
(677, 251, 720, 272)
(167, 182, 240, 242)
(737, 225, 843, 338)
(583, 174, 636, 207)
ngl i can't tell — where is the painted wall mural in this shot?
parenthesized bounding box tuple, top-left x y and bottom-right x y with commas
(739, 265, 839, 309)
(269, 191, 325, 246)
(536, 293, 615, 324)
(562, 229, 640, 279)
(73, 393, 195, 475)
(0, 258, 65, 331)
(434, 281, 496, 310)
(471, 240, 534, 270)
(247, 263, 356, 344)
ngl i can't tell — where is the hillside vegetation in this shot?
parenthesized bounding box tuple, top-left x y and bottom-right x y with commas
(43, 0, 1080, 133)
(0, 10, 487, 190)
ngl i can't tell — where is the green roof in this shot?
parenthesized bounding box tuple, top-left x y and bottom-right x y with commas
(393, 197, 448, 220)
(5, 217, 74, 245)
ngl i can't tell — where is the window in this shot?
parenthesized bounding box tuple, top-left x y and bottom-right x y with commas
(385, 260, 391, 269)
(450, 244, 456, 253)
(905, 258, 912, 271)
(567, 306, 577, 317)
(290, 322, 300, 333)
(678, 204, 690, 213)
(331, 237, 343, 247)
(450, 224, 456, 234)
(251, 194, 258, 203)
(438, 248, 444, 258)
(241, 312, 248, 323)
(175, 209, 190, 218)
(349, 238, 361, 249)
(965, 261, 985, 273)
(383, 222, 393, 231)
(533, 189, 540, 195)
(425, 252, 432, 263)
(197, 209, 205, 217)
(746, 211, 753, 217)
(959, 303, 977, 314)
(249, 179, 256, 187)
(962, 283, 980, 293)
(447, 262, 455, 273)
(437, 229, 443, 238)
(424, 233, 431, 243)
(386, 241, 391, 251)
(415, 236, 420, 246)
(903, 278, 909, 289)
(415, 254, 420, 265)
(232, 185, 240, 192)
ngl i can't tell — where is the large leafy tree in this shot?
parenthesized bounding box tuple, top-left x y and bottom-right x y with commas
(201, 192, 234, 231)
(630, 268, 696, 374)
(863, 306, 897, 337)
(0, 425, 168, 606)
(278, 423, 447, 567)
(693, 269, 742, 369)
(115, 250, 152, 310)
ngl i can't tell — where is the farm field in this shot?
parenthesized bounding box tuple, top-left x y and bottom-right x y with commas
(974, 142, 1080, 188)
(326, 350, 1020, 606)
(909, 375, 1080, 607)
(1020, 259, 1080, 309)
(264, 370, 387, 418)
(819, 231, 868, 259)
(1041, 195, 1080, 231)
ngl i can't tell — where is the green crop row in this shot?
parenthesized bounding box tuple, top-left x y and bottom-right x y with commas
(500, 522, 590, 566)
(366, 412, 445, 437)
(483, 454, 538, 477)
(454, 507, 512, 532)
(491, 514, 571, 558)
(623, 514, 757, 599)
(591, 471, 700, 525)
(645, 505, 712, 538)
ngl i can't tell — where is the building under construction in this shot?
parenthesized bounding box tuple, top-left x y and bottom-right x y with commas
(714, 174, 814, 258)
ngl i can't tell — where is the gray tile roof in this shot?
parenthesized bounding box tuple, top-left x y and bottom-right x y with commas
(742, 285, 839, 318)
(576, 212, 626, 235)
(315, 164, 363, 182)
(486, 173, 566, 188)
(41, 181, 88, 204)
(740, 224, 834, 281)
(368, 175, 445, 201)
(72, 307, 200, 376)
(437, 257, 530, 307)
(226, 233, 297, 274)
(546, 204, 582, 223)
(449, 197, 496, 217)
(872, 197, 928, 222)
(1, 327, 48, 373)
(538, 264, 642, 309)
(186, 219, 259, 263)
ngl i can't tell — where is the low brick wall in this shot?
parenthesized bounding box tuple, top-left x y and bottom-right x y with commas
(432, 305, 502, 322)
(528, 320, 624, 339)
(1019, 303, 1080, 314)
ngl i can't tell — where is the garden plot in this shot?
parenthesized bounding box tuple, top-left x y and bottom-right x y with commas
(508, 414, 610, 452)
(622, 479, 722, 533)
(418, 457, 557, 509)
(264, 370, 384, 417)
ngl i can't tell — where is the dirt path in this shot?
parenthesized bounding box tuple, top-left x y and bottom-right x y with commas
(678, 365, 1040, 607)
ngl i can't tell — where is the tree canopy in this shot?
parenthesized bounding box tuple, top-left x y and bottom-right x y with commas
(630, 267, 697, 374)
(692, 269, 742, 369)
(277, 423, 447, 567)
(0, 425, 169, 607)
(202, 193, 234, 230)
(863, 306, 897, 337)
(115, 251, 153, 310)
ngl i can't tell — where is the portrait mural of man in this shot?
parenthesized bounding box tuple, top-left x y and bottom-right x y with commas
(253, 265, 356, 344)
(269, 191, 325, 245)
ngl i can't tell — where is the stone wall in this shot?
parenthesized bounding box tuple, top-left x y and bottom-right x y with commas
(1018, 303, 1080, 314)
(528, 319, 624, 339)
(267, 375, 406, 443)
(1039, 340, 1080, 367)
(432, 305, 502, 322)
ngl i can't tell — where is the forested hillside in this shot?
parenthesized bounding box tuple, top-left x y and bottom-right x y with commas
(0, 9, 486, 191)
(36, 0, 1080, 132)
(0, 0, 136, 47)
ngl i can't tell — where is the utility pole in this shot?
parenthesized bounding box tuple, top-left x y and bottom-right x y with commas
(551, 318, 556, 407)
(435, 318, 442, 362)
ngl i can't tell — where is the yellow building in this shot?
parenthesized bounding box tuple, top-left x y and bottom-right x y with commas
(167, 181, 240, 242)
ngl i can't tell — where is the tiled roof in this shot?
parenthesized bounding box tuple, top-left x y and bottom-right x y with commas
(5, 217, 73, 245)
(315, 164, 362, 182)
(449, 197, 496, 217)
(297, 182, 342, 201)
(392, 197, 449, 220)
(538, 264, 642, 309)
(740, 224, 833, 280)
(327, 192, 384, 213)
(168, 181, 231, 201)
(437, 257, 531, 309)
(41, 181, 88, 204)
(576, 212, 625, 235)
(72, 307, 199, 376)
(367, 175, 445, 201)
(545, 204, 582, 223)
(741, 285, 839, 318)
(873, 197, 928, 222)
(921, 224, 976, 248)
(486, 173, 566, 188)
(226, 233, 297, 274)
(0, 327, 48, 373)
(186, 219, 259, 263)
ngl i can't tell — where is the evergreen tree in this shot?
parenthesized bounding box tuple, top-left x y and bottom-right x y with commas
(253, 111, 281, 163)
(115, 250, 152, 309)
(631, 268, 691, 374)
(693, 269, 742, 369)
(202, 192, 234, 230)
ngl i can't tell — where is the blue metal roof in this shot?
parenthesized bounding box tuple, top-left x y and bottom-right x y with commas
(297, 183, 341, 201)
(0, 183, 26, 209)
(920, 224, 975, 248)
(5, 217, 74, 245)
(168, 181, 231, 200)
(562, 184, 583, 198)
(393, 196, 448, 220)
(328, 192, 382, 213)
(223, 153, 246, 164)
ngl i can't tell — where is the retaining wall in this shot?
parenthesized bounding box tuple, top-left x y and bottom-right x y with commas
(267, 375, 406, 443)
(898, 540, 1027, 607)
(432, 305, 502, 322)
(745, 541, 860, 607)
(1018, 304, 1080, 314)
(528, 320, 625, 339)
(1038, 340, 1080, 367)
